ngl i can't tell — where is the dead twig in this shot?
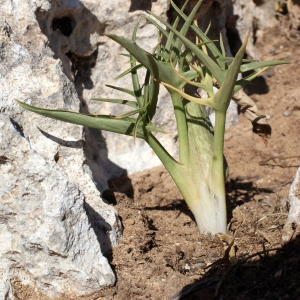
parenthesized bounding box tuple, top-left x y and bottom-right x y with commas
(259, 155, 300, 168)
(239, 247, 281, 263)
(269, 180, 293, 189)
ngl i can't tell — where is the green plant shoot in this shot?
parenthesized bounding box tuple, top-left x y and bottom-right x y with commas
(17, 0, 288, 235)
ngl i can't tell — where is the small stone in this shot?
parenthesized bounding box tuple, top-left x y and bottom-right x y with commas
(283, 110, 291, 117)
(269, 47, 276, 54)
(125, 218, 135, 226)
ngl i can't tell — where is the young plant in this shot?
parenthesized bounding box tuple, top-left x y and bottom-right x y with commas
(17, 0, 288, 235)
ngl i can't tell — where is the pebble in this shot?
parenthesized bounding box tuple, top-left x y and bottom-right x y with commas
(283, 110, 291, 117)
(125, 218, 135, 225)
(269, 47, 276, 54)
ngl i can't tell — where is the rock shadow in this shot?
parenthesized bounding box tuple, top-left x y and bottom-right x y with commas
(129, 0, 154, 12)
(84, 202, 113, 258)
(35, 1, 130, 192)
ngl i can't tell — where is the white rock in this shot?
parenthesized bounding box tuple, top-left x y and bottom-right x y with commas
(282, 167, 300, 242)
(231, 0, 277, 59)
(0, 115, 116, 297)
(0, 1, 122, 297)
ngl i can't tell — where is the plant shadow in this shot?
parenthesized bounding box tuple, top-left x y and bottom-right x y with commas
(226, 177, 274, 221)
(170, 233, 300, 300)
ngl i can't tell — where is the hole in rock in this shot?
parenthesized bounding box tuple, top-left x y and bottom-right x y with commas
(0, 156, 9, 165)
(54, 152, 60, 163)
(52, 17, 73, 37)
(9, 117, 25, 137)
(101, 189, 117, 205)
(253, 0, 264, 6)
(129, 0, 152, 12)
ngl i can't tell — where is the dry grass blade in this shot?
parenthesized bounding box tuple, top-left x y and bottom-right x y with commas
(232, 89, 271, 142)
(204, 230, 238, 270)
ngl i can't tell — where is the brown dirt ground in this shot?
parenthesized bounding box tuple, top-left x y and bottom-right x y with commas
(13, 18, 300, 300)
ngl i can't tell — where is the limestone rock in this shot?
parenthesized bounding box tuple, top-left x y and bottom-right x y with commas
(282, 168, 300, 242)
(288, 0, 300, 31)
(231, 0, 277, 59)
(0, 115, 116, 297)
(0, 0, 122, 297)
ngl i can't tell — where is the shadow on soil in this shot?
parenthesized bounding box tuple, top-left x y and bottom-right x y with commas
(170, 232, 300, 300)
(226, 178, 274, 221)
(107, 172, 276, 234)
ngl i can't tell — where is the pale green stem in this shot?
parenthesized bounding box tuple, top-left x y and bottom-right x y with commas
(145, 131, 205, 231)
(210, 110, 227, 233)
(169, 91, 190, 166)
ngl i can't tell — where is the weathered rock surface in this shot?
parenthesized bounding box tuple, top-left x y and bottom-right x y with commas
(230, 0, 277, 59)
(282, 168, 300, 242)
(288, 0, 300, 31)
(0, 0, 122, 298)
(0, 115, 115, 298)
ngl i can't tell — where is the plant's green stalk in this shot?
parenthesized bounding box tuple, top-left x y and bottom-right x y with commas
(210, 110, 227, 233)
(145, 131, 210, 233)
(169, 91, 190, 166)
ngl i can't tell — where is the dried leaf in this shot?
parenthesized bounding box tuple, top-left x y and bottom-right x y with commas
(232, 89, 271, 142)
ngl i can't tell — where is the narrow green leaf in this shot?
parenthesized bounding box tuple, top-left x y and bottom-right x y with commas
(118, 53, 130, 57)
(115, 64, 143, 80)
(107, 34, 178, 86)
(220, 57, 258, 63)
(170, 0, 204, 66)
(204, 22, 211, 35)
(240, 60, 290, 73)
(111, 100, 149, 119)
(91, 98, 138, 109)
(16, 100, 146, 138)
(106, 84, 135, 97)
(169, 3, 226, 71)
(17, 100, 166, 138)
(111, 107, 146, 119)
(133, 114, 144, 142)
(196, 41, 216, 47)
(219, 33, 226, 57)
(130, 20, 145, 108)
(140, 15, 169, 40)
(165, 0, 189, 53)
(147, 11, 225, 84)
(233, 67, 269, 94)
(214, 32, 250, 111)
(174, 0, 204, 49)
